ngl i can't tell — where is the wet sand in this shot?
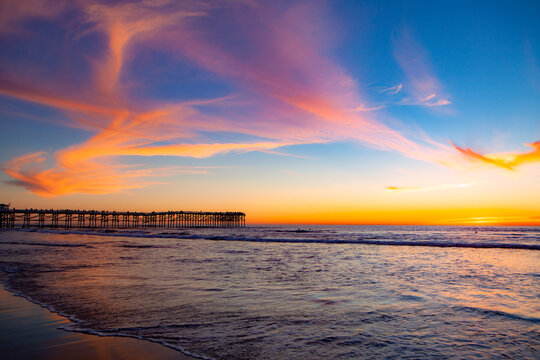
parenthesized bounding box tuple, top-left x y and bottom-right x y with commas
(0, 286, 196, 360)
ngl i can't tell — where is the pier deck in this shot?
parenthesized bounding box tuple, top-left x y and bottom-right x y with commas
(0, 209, 245, 229)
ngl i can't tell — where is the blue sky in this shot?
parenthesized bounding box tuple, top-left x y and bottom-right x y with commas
(0, 0, 538, 224)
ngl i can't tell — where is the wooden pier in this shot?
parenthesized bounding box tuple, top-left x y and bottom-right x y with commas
(0, 209, 246, 229)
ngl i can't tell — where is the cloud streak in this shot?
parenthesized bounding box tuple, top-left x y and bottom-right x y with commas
(453, 141, 540, 170)
(380, 84, 402, 95)
(386, 183, 473, 194)
(393, 28, 451, 108)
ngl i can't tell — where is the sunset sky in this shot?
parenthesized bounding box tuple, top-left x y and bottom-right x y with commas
(0, 0, 538, 225)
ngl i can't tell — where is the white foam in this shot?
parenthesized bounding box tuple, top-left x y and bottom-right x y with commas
(4, 228, 538, 250)
(0, 284, 211, 360)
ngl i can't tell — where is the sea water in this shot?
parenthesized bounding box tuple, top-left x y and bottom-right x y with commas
(0, 225, 538, 359)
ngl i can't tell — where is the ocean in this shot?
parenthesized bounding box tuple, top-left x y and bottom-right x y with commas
(0, 225, 538, 359)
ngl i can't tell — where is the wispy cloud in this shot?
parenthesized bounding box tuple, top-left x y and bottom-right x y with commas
(352, 104, 385, 112)
(4, 154, 214, 197)
(419, 94, 451, 107)
(452, 141, 540, 170)
(393, 27, 451, 108)
(380, 84, 402, 95)
(386, 183, 473, 194)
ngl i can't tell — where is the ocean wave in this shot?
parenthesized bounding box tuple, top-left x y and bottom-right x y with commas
(105, 232, 540, 250)
(0, 241, 88, 248)
(3, 228, 539, 250)
(118, 244, 169, 249)
(453, 305, 540, 323)
(273, 229, 330, 233)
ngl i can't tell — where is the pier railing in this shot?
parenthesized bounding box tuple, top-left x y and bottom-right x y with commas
(0, 209, 246, 229)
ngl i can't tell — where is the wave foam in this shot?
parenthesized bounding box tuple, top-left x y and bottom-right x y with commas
(4, 228, 539, 250)
(0, 284, 211, 360)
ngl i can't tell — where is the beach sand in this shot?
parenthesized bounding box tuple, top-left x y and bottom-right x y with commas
(0, 286, 196, 360)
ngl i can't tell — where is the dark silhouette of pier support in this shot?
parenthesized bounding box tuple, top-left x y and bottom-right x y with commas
(0, 209, 246, 229)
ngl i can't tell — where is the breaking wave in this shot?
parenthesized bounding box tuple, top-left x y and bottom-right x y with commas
(4, 228, 538, 250)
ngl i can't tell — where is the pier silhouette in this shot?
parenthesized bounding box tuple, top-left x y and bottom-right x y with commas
(0, 208, 245, 229)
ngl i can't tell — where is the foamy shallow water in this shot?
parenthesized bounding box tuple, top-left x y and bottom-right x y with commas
(1, 225, 539, 359)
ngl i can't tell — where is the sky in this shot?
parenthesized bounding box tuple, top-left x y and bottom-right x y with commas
(0, 0, 539, 225)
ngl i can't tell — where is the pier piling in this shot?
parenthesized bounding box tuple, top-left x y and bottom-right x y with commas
(0, 209, 246, 229)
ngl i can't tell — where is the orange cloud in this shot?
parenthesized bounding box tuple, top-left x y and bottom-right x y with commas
(4, 159, 146, 197)
(452, 141, 540, 170)
(0, 87, 118, 117)
(2, 99, 295, 196)
(3, 148, 218, 197)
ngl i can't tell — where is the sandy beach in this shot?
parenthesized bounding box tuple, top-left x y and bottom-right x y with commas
(0, 286, 195, 360)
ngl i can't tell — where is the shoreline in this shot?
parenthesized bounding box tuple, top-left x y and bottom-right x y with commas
(0, 285, 198, 360)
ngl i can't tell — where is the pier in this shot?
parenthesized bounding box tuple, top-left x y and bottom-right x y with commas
(0, 208, 246, 229)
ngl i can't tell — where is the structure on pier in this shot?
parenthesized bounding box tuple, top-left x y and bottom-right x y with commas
(0, 208, 246, 229)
